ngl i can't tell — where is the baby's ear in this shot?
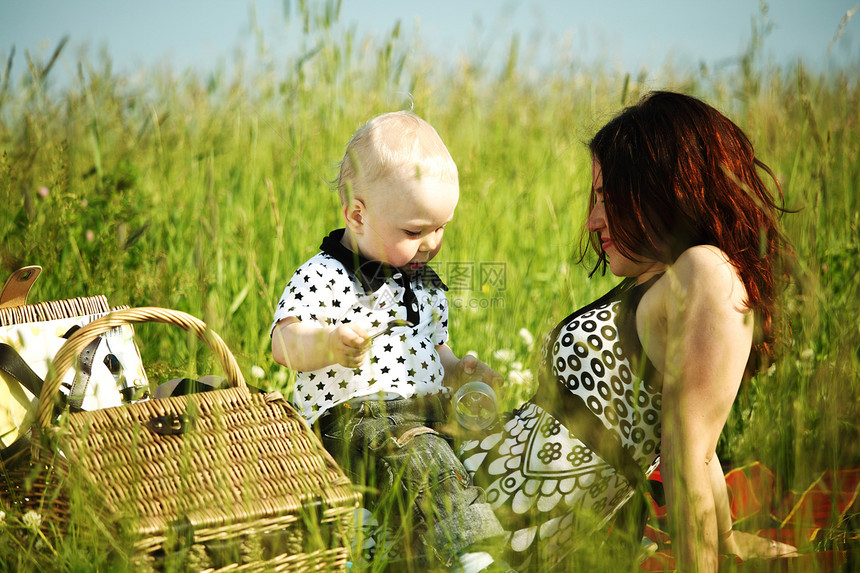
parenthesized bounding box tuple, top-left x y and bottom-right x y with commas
(342, 198, 366, 234)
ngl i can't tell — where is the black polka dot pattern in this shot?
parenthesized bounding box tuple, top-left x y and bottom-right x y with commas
(459, 285, 661, 562)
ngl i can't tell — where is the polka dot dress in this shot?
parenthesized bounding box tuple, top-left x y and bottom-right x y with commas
(459, 279, 662, 563)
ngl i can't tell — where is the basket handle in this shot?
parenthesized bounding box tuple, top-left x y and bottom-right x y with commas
(37, 307, 247, 430)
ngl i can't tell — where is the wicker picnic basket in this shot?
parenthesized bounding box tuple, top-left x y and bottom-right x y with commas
(2, 307, 360, 572)
(0, 292, 119, 469)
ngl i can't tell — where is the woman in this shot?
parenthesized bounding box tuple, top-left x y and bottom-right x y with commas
(459, 91, 795, 571)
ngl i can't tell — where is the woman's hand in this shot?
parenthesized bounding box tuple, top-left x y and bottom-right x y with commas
(721, 530, 799, 560)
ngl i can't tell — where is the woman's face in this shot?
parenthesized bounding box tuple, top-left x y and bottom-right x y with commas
(586, 158, 666, 284)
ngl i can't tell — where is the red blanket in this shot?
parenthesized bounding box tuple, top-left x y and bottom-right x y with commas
(639, 462, 859, 571)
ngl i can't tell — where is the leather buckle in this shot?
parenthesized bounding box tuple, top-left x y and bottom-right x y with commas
(146, 413, 193, 436)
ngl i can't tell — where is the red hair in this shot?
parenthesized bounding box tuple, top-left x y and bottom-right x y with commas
(587, 91, 792, 370)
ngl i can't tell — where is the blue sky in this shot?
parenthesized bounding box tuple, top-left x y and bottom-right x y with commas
(1, 0, 857, 83)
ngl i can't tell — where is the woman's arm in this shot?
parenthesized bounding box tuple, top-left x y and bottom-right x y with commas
(711, 454, 799, 558)
(679, 360, 799, 564)
(708, 453, 735, 546)
(648, 245, 753, 572)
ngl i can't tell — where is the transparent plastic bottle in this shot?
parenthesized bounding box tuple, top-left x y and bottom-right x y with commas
(453, 380, 498, 430)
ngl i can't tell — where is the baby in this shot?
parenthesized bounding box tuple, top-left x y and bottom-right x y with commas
(271, 111, 509, 572)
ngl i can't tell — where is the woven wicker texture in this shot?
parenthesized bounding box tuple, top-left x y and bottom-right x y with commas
(5, 307, 360, 572)
(0, 294, 110, 327)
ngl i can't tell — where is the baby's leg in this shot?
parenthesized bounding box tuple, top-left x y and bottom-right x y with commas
(381, 430, 506, 567)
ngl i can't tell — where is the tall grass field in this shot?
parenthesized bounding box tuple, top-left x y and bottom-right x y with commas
(1, 2, 858, 570)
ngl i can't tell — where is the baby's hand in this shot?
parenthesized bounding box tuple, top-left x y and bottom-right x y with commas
(327, 324, 369, 368)
(454, 353, 504, 390)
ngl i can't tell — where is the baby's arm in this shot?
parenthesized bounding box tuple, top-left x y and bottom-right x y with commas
(272, 317, 369, 371)
(437, 344, 503, 390)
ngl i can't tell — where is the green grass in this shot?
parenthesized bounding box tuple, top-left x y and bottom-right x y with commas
(1, 1, 858, 570)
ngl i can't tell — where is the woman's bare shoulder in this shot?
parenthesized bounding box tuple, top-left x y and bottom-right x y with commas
(673, 245, 734, 277)
(638, 247, 754, 382)
(669, 245, 746, 302)
(642, 245, 747, 323)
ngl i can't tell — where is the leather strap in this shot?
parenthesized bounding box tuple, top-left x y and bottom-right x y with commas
(68, 337, 101, 410)
(153, 376, 228, 399)
(0, 266, 42, 309)
(0, 342, 45, 397)
(0, 342, 75, 456)
(0, 343, 75, 413)
(0, 433, 30, 463)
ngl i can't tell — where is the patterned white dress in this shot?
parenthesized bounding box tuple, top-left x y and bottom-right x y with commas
(459, 278, 663, 567)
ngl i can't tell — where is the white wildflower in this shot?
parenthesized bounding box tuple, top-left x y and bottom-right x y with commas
(465, 350, 480, 360)
(518, 328, 535, 348)
(800, 348, 814, 362)
(250, 365, 265, 379)
(511, 361, 523, 372)
(509, 369, 534, 386)
(766, 364, 777, 377)
(22, 510, 42, 531)
(0, 510, 6, 525)
(274, 369, 288, 384)
(493, 349, 515, 363)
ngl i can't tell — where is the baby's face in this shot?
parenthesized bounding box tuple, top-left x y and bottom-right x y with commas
(354, 172, 459, 271)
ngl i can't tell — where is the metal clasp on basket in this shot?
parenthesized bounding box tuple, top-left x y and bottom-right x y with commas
(146, 413, 194, 436)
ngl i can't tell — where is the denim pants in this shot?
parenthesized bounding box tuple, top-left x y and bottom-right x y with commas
(318, 395, 505, 566)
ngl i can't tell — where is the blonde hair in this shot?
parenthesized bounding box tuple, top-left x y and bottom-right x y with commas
(337, 111, 458, 204)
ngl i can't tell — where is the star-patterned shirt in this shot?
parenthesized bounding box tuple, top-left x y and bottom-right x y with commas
(271, 229, 450, 425)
